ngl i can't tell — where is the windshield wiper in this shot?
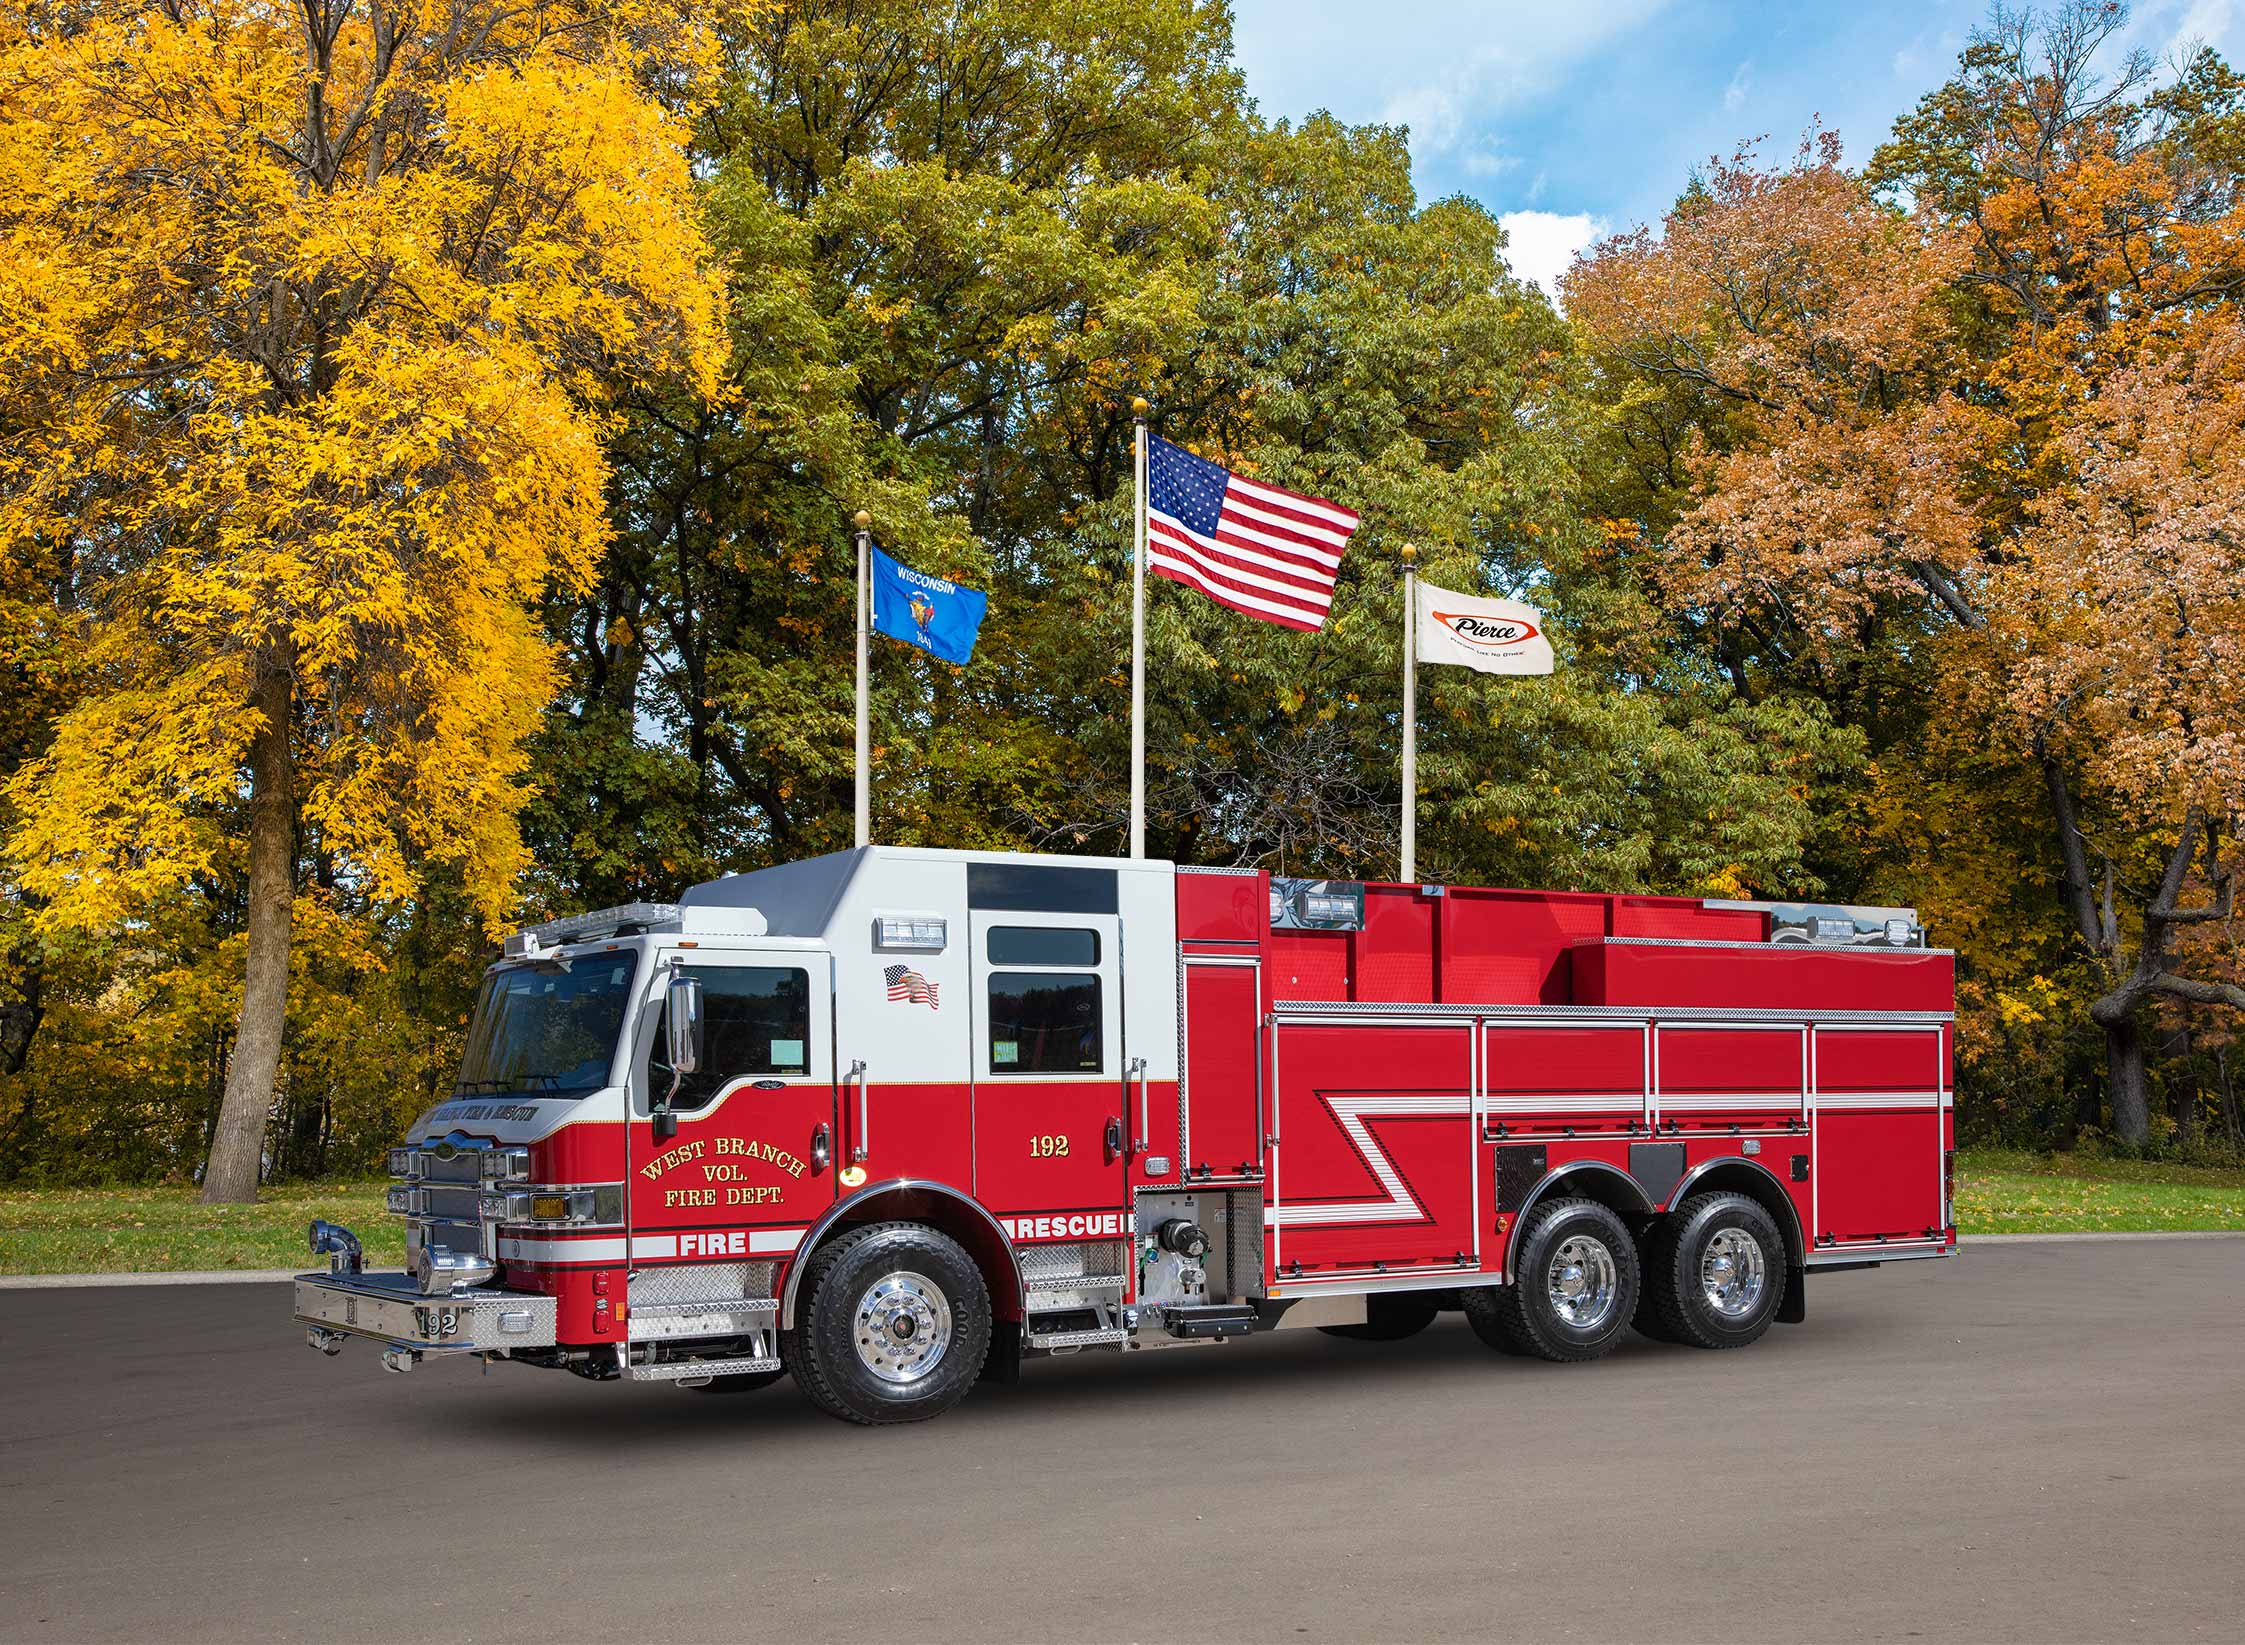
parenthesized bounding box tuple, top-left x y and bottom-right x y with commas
(453, 1078, 510, 1095)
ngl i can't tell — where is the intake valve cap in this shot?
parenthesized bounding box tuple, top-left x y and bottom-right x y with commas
(1156, 1219, 1210, 1260)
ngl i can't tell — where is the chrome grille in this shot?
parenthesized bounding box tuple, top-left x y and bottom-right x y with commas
(419, 1185, 484, 1221)
(410, 1218, 487, 1257)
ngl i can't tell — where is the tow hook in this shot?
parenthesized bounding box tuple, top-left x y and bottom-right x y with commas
(380, 1347, 420, 1375)
(306, 1327, 347, 1357)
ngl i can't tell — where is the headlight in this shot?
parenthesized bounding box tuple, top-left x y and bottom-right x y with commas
(478, 1147, 531, 1185)
(387, 1148, 417, 1179)
(385, 1185, 422, 1215)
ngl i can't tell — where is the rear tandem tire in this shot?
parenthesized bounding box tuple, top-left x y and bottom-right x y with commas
(1648, 1192, 1787, 1350)
(1460, 1196, 1639, 1364)
(786, 1221, 991, 1425)
(1318, 1294, 1441, 1341)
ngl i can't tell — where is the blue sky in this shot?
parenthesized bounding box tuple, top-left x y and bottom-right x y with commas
(1227, 0, 2243, 295)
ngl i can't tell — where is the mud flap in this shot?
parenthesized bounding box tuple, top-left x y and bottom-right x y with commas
(980, 1318, 1024, 1383)
(1778, 1265, 1807, 1324)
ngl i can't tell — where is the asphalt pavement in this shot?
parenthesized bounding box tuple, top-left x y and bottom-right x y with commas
(3, 1238, 2241, 1643)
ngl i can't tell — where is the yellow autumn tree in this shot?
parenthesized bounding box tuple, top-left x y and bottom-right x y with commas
(0, 1, 730, 1199)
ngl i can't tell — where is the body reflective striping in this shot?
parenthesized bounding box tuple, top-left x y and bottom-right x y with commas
(1268, 1091, 1471, 1229)
(496, 1229, 807, 1266)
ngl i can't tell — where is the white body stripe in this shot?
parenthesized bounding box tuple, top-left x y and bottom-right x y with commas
(1267, 1091, 1472, 1227)
(497, 1229, 804, 1265)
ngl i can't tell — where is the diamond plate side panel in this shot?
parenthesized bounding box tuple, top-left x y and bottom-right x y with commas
(628, 1261, 776, 1308)
(1017, 1240, 1128, 1283)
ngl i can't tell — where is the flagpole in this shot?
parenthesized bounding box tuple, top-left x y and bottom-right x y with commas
(1401, 542, 1417, 884)
(1130, 397, 1149, 860)
(853, 510, 871, 848)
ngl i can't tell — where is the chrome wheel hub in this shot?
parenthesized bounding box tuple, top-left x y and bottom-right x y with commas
(853, 1270, 952, 1385)
(1545, 1234, 1619, 1330)
(1700, 1228, 1767, 1319)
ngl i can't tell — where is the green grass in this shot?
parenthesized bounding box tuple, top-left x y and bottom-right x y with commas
(1956, 1147, 2245, 1234)
(1, 1151, 2240, 1273)
(0, 1181, 398, 1274)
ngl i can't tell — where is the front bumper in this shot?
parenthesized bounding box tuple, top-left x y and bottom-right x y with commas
(294, 1271, 558, 1366)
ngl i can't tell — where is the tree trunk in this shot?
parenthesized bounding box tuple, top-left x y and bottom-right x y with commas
(200, 657, 296, 1203)
(2103, 1012, 2149, 1147)
(2218, 1048, 2241, 1150)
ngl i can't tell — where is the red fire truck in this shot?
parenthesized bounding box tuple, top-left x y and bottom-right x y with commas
(296, 846, 1957, 1424)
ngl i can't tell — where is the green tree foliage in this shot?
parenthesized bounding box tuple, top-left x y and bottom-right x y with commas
(537, 1, 1853, 902)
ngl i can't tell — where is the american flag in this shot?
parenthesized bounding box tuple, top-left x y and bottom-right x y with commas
(1146, 433, 1359, 631)
(883, 964, 939, 1008)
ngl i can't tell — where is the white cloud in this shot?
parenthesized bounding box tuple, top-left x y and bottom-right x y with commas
(1230, 0, 1674, 166)
(1498, 210, 1607, 299)
(2168, 0, 2237, 51)
(1724, 60, 1753, 112)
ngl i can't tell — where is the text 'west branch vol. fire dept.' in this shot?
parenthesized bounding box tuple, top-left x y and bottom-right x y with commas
(639, 1136, 808, 1208)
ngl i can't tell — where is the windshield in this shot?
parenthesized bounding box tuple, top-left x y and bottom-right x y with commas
(455, 954, 641, 1097)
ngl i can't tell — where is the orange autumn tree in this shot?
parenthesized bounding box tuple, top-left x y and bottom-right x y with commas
(2008, 319, 2245, 1028)
(1570, 4, 2245, 1141)
(0, 1, 730, 1199)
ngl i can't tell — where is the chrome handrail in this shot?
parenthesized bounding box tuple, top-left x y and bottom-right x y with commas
(847, 1060, 869, 1162)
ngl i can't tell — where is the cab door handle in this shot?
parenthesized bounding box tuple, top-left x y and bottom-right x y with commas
(810, 1123, 831, 1173)
(1104, 1116, 1123, 1163)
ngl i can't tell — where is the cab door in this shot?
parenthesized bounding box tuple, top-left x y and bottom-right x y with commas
(970, 910, 1130, 1221)
(630, 949, 837, 1262)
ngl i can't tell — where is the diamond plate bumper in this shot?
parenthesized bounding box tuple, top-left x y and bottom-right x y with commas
(293, 1270, 557, 1358)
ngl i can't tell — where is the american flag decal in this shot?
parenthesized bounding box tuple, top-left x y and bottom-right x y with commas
(884, 964, 939, 1008)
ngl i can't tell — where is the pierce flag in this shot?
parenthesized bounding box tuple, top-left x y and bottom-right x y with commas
(1413, 580, 1554, 675)
(869, 544, 986, 666)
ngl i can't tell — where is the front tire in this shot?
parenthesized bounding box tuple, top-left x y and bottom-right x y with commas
(1646, 1192, 1786, 1349)
(787, 1222, 991, 1425)
(1461, 1197, 1639, 1363)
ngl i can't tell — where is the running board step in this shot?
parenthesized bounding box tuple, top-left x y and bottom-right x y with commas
(1160, 1304, 1261, 1340)
(629, 1298, 777, 1319)
(1024, 1276, 1125, 1310)
(1027, 1325, 1127, 1350)
(627, 1355, 781, 1382)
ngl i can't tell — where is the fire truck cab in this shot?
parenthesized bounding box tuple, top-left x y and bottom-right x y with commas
(296, 846, 1957, 1424)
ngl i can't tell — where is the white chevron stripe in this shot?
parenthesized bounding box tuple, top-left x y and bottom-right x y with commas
(1269, 1092, 1471, 1228)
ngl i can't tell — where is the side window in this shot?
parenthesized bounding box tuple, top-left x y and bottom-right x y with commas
(648, 965, 811, 1111)
(987, 971, 1102, 1074)
(987, 926, 1100, 967)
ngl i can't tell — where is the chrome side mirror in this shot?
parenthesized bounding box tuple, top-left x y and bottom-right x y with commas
(655, 966, 704, 1141)
(666, 969, 704, 1076)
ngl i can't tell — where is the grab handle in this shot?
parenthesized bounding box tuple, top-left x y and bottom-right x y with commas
(847, 1060, 869, 1162)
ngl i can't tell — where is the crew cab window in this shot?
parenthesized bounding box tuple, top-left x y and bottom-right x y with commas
(987, 972, 1102, 1074)
(647, 965, 811, 1111)
(987, 926, 1100, 967)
